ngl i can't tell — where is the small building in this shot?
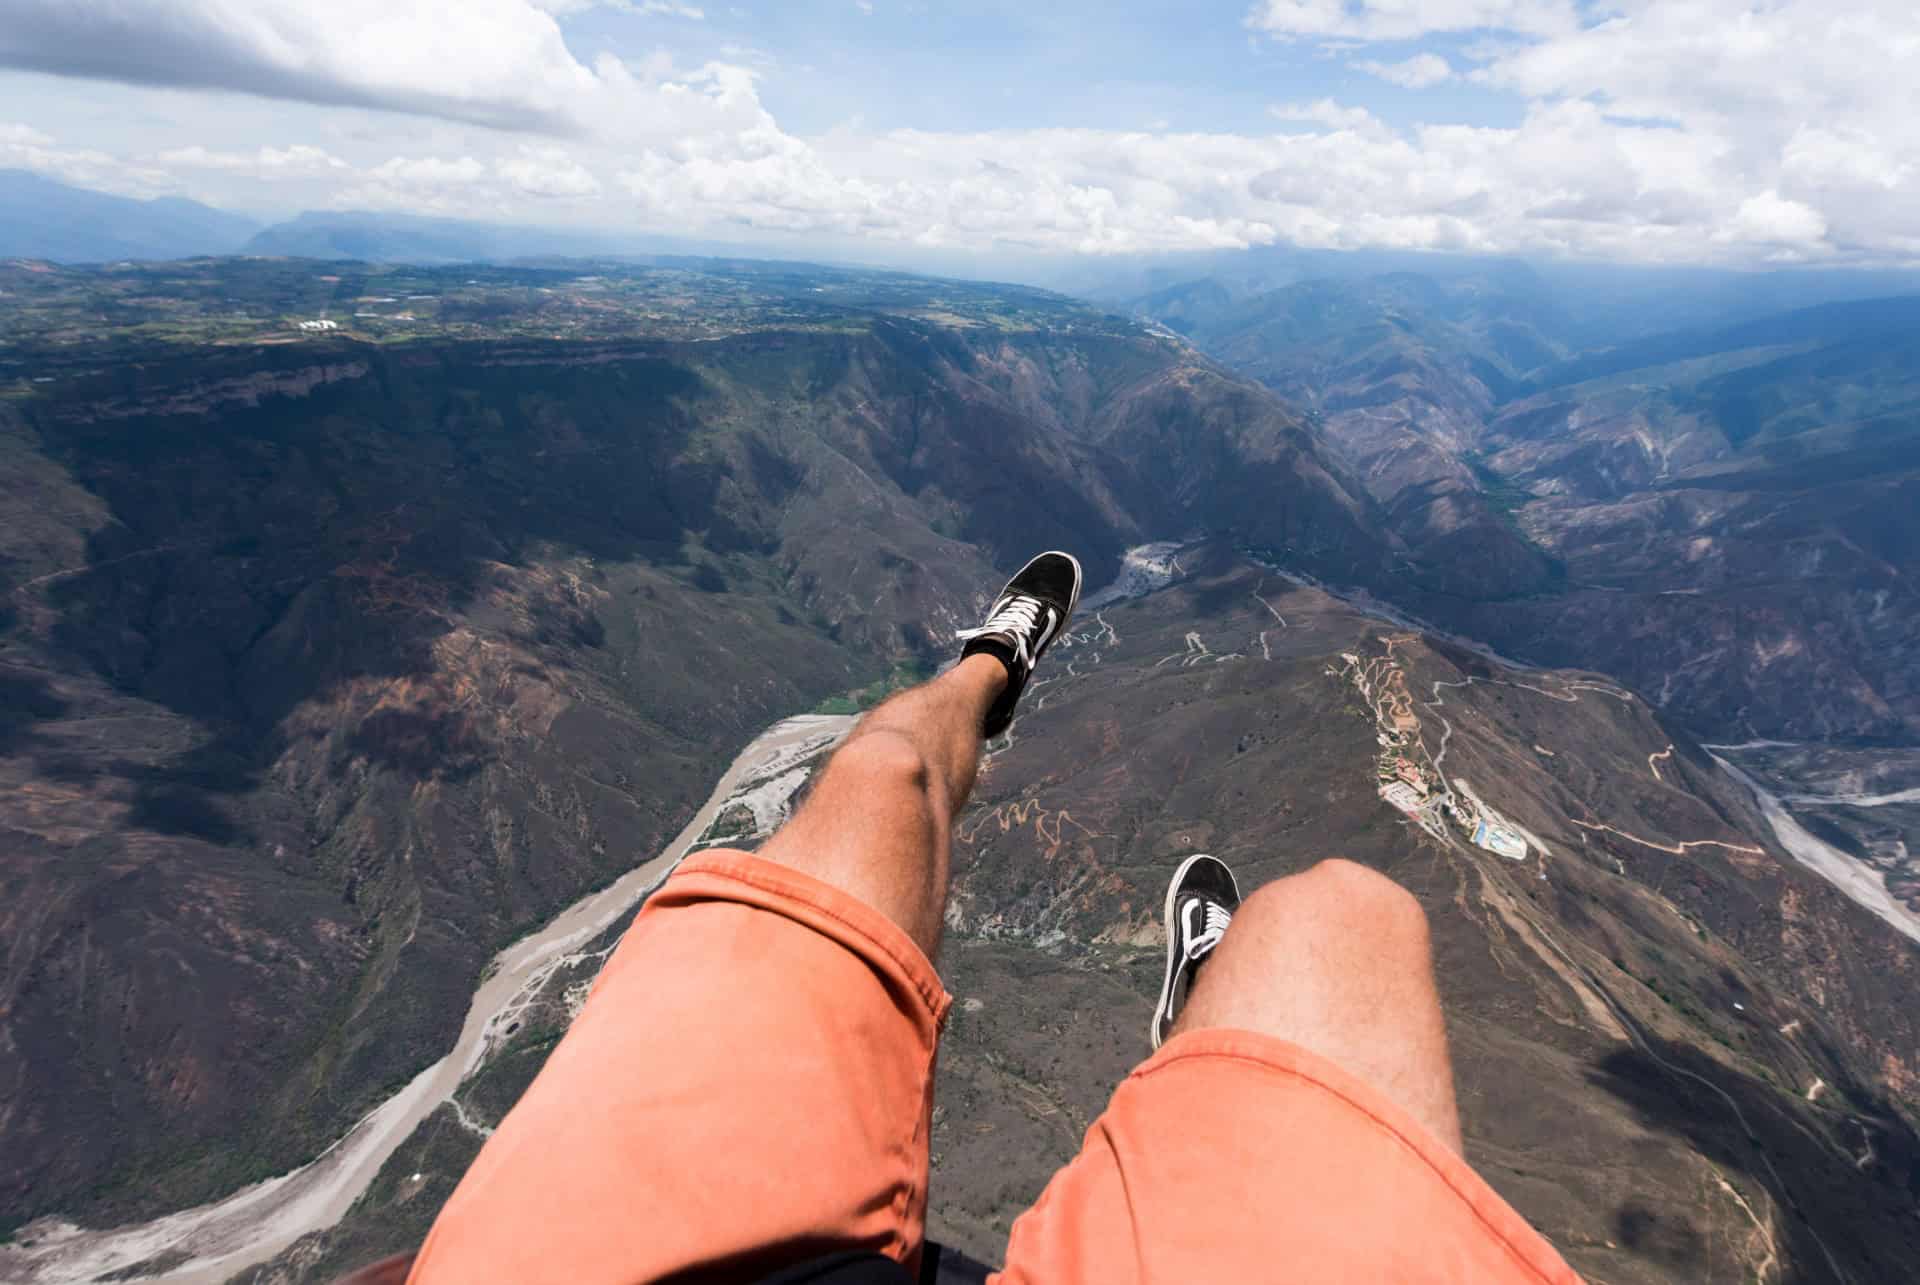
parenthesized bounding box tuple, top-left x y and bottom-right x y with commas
(1380, 782, 1426, 815)
(297, 318, 339, 332)
(1472, 819, 1529, 861)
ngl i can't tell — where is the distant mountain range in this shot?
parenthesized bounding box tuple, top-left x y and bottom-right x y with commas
(0, 173, 774, 266)
(240, 210, 643, 264)
(0, 170, 260, 262)
(11, 167, 1920, 321)
(0, 173, 651, 265)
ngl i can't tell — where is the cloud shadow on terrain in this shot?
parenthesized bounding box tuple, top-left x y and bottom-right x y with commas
(0, 663, 67, 748)
(1591, 1034, 1920, 1282)
(1612, 1201, 1706, 1274)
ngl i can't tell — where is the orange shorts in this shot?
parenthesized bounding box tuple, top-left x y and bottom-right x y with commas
(409, 851, 1580, 1284)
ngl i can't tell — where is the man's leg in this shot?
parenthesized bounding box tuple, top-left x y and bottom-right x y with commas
(754, 541, 1083, 958)
(757, 652, 1005, 960)
(1172, 858, 1463, 1151)
(401, 679, 990, 1283)
(408, 554, 1081, 1285)
(997, 860, 1579, 1283)
(406, 665, 1003, 1285)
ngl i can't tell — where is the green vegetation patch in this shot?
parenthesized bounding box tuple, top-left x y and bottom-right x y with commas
(698, 802, 757, 845)
(1464, 451, 1570, 590)
(813, 660, 934, 716)
(1464, 451, 1536, 522)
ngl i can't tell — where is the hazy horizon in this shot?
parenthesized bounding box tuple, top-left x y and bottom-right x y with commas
(4, 1, 1918, 277)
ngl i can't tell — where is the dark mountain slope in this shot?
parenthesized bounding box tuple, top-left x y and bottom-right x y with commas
(930, 551, 1920, 1282)
(1538, 295, 1920, 392)
(1131, 271, 1920, 742)
(1461, 301, 1920, 744)
(1140, 271, 1573, 603)
(5, 258, 1917, 1285)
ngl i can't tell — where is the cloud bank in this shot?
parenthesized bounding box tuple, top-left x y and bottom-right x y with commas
(2, 0, 1917, 265)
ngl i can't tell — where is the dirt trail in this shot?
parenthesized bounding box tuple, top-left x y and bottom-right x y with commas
(1567, 816, 1763, 857)
(1648, 746, 1673, 783)
(0, 714, 853, 1285)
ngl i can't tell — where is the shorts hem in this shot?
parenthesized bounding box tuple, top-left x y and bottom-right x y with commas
(1136, 1028, 1576, 1284)
(656, 849, 954, 1035)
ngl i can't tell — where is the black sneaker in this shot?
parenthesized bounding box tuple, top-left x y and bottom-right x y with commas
(956, 551, 1082, 738)
(1151, 853, 1241, 1050)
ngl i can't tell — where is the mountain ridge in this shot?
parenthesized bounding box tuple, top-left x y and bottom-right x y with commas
(0, 170, 259, 263)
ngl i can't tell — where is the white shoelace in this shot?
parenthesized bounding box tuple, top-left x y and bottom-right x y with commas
(1183, 900, 1233, 961)
(957, 596, 1047, 671)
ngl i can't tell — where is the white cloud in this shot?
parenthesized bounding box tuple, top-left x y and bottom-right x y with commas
(1269, 100, 1391, 135)
(371, 155, 489, 185)
(1724, 190, 1827, 247)
(534, 0, 704, 12)
(1, 122, 54, 147)
(157, 144, 349, 176)
(1467, 1, 1920, 257)
(310, 145, 603, 213)
(1237, 0, 1920, 262)
(1354, 53, 1453, 89)
(1247, 0, 1578, 41)
(7, 0, 1920, 267)
(0, 1, 602, 131)
(596, 88, 1868, 263)
(497, 145, 601, 196)
(2, 120, 170, 194)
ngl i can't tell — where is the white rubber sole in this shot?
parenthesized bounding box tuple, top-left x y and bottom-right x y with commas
(1035, 548, 1083, 642)
(1058, 549, 1084, 624)
(1152, 852, 1240, 1050)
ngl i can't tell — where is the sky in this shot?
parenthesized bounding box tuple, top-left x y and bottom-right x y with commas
(0, 0, 1916, 269)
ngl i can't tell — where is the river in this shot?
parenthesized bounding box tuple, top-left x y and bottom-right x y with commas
(0, 713, 854, 1285)
(1711, 752, 1920, 946)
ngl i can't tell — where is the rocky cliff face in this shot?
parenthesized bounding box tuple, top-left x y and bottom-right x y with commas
(1134, 275, 1920, 743)
(1457, 325, 1920, 743)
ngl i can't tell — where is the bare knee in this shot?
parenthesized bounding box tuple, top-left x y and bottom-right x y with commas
(761, 725, 949, 959)
(1238, 858, 1430, 958)
(1188, 858, 1460, 1150)
(826, 727, 934, 800)
(1305, 858, 1425, 925)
